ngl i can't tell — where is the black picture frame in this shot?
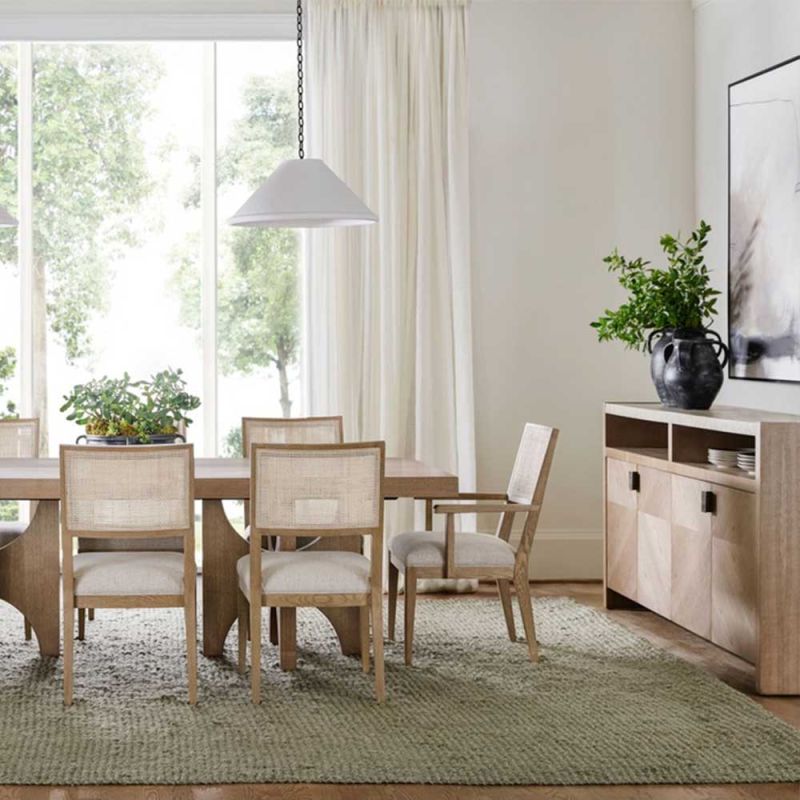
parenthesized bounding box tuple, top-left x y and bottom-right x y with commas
(728, 52, 800, 384)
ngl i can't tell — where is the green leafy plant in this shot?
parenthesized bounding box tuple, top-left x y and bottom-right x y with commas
(60, 368, 200, 442)
(591, 220, 721, 351)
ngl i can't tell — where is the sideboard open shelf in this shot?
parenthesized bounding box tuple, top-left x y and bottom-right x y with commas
(603, 402, 800, 695)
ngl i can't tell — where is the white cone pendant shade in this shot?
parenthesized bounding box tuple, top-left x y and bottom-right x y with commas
(0, 206, 17, 227)
(229, 158, 377, 228)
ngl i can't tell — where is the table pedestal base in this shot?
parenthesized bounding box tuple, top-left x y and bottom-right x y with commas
(0, 500, 60, 656)
(201, 499, 361, 666)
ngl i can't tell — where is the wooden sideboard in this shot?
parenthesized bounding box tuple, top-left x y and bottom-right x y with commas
(603, 402, 800, 695)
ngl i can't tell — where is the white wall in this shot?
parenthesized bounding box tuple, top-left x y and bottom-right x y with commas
(695, 0, 800, 413)
(469, 0, 695, 578)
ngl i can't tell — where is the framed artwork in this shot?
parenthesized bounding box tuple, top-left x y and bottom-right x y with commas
(729, 55, 800, 382)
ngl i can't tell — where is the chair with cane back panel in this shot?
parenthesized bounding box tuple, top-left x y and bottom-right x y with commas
(0, 418, 39, 641)
(60, 444, 197, 705)
(237, 441, 386, 703)
(242, 416, 344, 453)
(388, 423, 558, 666)
(241, 416, 345, 648)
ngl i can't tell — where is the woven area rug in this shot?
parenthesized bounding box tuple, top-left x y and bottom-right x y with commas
(0, 596, 798, 786)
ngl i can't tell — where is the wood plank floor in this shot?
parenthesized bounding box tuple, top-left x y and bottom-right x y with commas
(4, 582, 799, 800)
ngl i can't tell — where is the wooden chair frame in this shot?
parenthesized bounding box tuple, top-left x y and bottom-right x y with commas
(388, 425, 559, 666)
(238, 441, 386, 703)
(60, 444, 198, 706)
(0, 417, 40, 641)
(241, 416, 345, 648)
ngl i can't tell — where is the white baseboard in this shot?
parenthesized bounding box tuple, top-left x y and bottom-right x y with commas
(510, 529, 603, 581)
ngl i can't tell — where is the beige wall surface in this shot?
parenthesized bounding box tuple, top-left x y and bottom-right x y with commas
(696, 0, 800, 413)
(469, 0, 695, 577)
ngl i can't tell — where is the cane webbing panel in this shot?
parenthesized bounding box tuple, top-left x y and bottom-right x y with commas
(0, 419, 38, 458)
(63, 446, 191, 552)
(243, 417, 343, 456)
(506, 423, 553, 505)
(253, 446, 381, 532)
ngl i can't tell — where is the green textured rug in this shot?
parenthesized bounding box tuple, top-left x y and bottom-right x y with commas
(0, 596, 798, 786)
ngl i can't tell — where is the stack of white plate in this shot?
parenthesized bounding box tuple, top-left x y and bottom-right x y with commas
(708, 448, 738, 468)
(736, 448, 756, 474)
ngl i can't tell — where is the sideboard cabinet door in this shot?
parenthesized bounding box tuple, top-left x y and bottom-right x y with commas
(670, 475, 712, 638)
(711, 486, 757, 662)
(606, 457, 638, 599)
(636, 466, 671, 617)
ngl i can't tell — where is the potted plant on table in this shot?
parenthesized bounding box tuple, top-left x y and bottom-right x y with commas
(60, 368, 201, 444)
(591, 221, 728, 409)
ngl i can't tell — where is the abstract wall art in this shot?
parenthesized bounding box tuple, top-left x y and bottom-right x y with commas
(729, 55, 800, 382)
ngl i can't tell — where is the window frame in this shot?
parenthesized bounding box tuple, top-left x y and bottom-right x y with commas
(7, 16, 296, 456)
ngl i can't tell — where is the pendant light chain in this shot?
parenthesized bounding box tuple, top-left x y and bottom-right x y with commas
(296, 0, 305, 159)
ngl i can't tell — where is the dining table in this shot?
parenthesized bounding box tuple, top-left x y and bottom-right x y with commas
(0, 456, 459, 667)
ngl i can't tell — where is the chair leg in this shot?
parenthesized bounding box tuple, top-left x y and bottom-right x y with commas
(360, 605, 370, 673)
(497, 579, 517, 641)
(371, 591, 385, 703)
(88, 608, 95, 622)
(64, 601, 74, 706)
(388, 561, 399, 641)
(268, 606, 278, 646)
(24, 617, 31, 641)
(404, 567, 417, 667)
(278, 608, 296, 671)
(78, 608, 86, 641)
(514, 571, 539, 663)
(237, 591, 248, 675)
(185, 591, 198, 705)
(250, 600, 262, 704)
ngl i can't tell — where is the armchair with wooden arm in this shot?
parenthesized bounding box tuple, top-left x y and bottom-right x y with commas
(388, 423, 558, 666)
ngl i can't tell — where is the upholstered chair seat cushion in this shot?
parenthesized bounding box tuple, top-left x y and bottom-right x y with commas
(237, 551, 371, 596)
(72, 551, 185, 596)
(0, 521, 26, 548)
(390, 530, 515, 569)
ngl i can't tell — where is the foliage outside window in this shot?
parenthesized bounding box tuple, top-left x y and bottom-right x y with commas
(0, 41, 300, 459)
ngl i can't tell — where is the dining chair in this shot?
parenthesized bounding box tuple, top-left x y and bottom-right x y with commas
(388, 423, 558, 665)
(60, 444, 198, 705)
(242, 415, 344, 452)
(0, 418, 39, 640)
(237, 441, 386, 703)
(242, 416, 344, 646)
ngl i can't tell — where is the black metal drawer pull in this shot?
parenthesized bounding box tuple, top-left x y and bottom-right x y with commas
(701, 490, 716, 514)
(628, 471, 640, 492)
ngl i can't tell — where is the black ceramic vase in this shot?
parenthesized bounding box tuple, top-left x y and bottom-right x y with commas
(647, 328, 675, 404)
(660, 328, 729, 410)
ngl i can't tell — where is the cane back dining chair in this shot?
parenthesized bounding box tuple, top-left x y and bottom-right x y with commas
(237, 441, 386, 703)
(242, 416, 345, 648)
(389, 423, 558, 665)
(242, 416, 344, 452)
(60, 444, 198, 705)
(0, 418, 39, 640)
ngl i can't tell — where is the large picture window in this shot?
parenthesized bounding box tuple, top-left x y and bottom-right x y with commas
(0, 39, 300, 456)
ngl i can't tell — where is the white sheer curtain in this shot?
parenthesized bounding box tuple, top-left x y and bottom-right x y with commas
(303, 0, 475, 532)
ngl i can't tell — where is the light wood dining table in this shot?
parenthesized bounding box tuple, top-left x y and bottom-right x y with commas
(0, 456, 458, 665)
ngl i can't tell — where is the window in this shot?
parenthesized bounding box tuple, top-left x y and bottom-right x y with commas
(215, 42, 301, 457)
(0, 43, 18, 421)
(1, 40, 299, 457)
(0, 43, 19, 523)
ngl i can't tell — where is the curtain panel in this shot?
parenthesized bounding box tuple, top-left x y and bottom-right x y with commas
(304, 0, 476, 541)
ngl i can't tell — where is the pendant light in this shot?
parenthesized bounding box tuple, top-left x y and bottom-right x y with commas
(0, 206, 17, 227)
(229, 0, 377, 228)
